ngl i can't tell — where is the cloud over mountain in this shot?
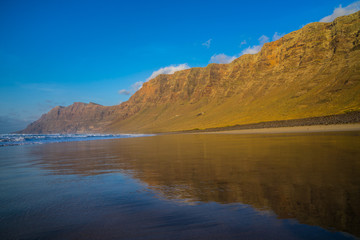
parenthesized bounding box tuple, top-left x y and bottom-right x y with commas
(209, 53, 236, 64)
(320, 1, 360, 22)
(118, 89, 131, 95)
(272, 32, 284, 41)
(147, 64, 190, 81)
(242, 35, 270, 55)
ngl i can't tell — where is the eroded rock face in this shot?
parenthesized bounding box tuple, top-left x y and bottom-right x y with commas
(20, 12, 360, 133)
(20, 102, 120, 133)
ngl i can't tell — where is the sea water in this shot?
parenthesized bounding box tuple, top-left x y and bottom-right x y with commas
(0, 133, 153, 147)
(0, 132, 359, 239)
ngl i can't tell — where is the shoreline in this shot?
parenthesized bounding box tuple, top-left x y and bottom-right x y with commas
(173, 111, 360, 135)
(201, 123, 360, 135)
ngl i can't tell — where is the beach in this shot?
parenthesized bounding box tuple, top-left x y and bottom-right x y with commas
(174, 111, 360, 135)
(1, 132, 360, 239)
(204, 123, 360, 135)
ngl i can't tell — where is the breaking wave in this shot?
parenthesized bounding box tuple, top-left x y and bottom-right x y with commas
(0, 133, 153, 147)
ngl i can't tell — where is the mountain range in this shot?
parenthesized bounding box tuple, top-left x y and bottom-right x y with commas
(20, 11, 360, 134)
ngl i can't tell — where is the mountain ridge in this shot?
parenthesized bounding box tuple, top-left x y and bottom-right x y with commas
(20, 11, 360, 134)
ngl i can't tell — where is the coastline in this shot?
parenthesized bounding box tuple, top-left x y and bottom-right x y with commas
(201, 123, 360, 135)
(172, 111, 360, 135)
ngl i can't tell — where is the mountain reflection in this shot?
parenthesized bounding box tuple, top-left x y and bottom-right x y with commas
(31, 133, 360, 236)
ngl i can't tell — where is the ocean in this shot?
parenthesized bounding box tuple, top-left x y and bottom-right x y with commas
(0, 133, 153, 147)
(0, 132, 359, 239)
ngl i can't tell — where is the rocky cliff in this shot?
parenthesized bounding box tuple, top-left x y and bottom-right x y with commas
(20, 11, 360, 133)
(21, 102, 120, 134)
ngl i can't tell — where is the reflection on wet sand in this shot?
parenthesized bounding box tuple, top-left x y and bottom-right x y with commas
(32, 132, 360, 237)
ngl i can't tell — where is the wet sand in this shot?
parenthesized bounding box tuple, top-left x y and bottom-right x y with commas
(1, 133, 360, 239)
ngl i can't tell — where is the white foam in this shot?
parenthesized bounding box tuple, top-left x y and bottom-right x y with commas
(0, 133, 154, 147)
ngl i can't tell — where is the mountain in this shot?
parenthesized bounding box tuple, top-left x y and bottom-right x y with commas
(20, 12, 360, 134)
(20, 102, 120, 134)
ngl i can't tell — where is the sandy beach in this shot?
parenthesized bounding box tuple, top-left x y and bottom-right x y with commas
(204, 123, 360, 135)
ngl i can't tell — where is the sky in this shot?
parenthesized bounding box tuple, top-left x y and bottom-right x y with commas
(1, 0, 359, 132)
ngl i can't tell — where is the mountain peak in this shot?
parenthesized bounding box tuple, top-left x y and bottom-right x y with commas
(20, 11, 360, 134)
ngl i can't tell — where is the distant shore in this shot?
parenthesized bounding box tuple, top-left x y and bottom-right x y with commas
(178, 111, 360, 134)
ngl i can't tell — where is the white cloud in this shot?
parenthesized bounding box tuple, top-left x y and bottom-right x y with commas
(209, 53, 237, 64)
(259, 35, 270, 44)
(146, 64, 190, 81)
(320, 1, 360, 22)
(241, 35, 269, 55)
(118, 89, 130, 95)
(118, 81, 143, 96)
(118, 64, 189, 96)
(202, 39, 212, 48)
(131, 81, 144, 91)
(208, 35, 273, 63)
(242, 46, 262, 55)
(272, 32, 284, 41)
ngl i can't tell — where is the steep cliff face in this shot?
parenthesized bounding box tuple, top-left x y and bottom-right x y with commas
(109, 11, 360, 133)
(20, 102, 119, 133)
(21, 12, 360, 133)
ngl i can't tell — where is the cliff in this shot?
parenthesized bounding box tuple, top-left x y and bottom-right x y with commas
(20, 102, 120, 134)
(20, 12, 360, 133)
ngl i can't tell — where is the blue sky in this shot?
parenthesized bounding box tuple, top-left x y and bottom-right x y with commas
(1, 0, 359, 132)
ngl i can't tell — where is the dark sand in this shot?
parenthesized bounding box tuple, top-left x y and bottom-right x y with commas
(178, 111, 360, 134)
(205, 124, 360, 134)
